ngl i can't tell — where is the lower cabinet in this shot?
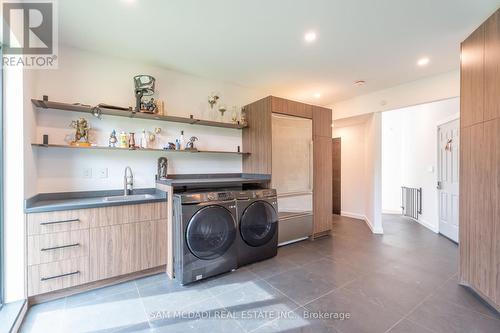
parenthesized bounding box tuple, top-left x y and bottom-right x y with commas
(89, 219, 167, 281)
(26, 202, 167, 297)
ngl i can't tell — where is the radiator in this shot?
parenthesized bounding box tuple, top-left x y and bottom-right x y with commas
(401, 187, 422, 220)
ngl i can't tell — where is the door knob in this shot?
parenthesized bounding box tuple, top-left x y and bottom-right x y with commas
(437, 181, 442, 190)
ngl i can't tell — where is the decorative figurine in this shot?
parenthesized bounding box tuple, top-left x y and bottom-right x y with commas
(240, 107, 248, 126)
(164, 142, 176, 150)
(119, 131, 128, 148)
(69, 117, 91, 146)
(109, 130, 118, 147)
(157, 157, 168, 180)
(140, 97, 158, 113)
(185, 136, 198, 150)
(208, 92, 219, 109)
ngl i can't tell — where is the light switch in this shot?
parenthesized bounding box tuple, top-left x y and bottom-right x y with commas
(82, 168, 92, 178)
(98, 168, 108, 179)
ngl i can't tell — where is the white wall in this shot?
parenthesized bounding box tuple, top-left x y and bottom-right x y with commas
(332, 70, 459, 120)
(332, 122, 366, 218)
(29, 46, 267, 193)
(382, 97, 460, 232)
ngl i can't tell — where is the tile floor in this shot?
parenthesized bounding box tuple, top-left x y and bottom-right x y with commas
(20, 215, 500, 333)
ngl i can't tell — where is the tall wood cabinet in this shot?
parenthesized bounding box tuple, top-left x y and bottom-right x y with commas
(459, 8, 500, 312)
(242, 96, 333, 237)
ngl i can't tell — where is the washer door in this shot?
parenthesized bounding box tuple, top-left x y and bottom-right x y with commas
(240, 201, 278, 247)
(186, 205, 236, 260)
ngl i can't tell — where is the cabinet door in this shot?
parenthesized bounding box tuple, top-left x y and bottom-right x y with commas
(89, 223, 141, 281)
(461, 25, 484, 128)
(313, 136, 333, 235)
(484, 10, 500, 121)
(271, 96, 313, 119)
(89, 220, 167, 281)
(313, 107, 332, 137)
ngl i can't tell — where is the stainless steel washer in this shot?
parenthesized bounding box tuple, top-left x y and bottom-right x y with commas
(173, 191, 238, 284)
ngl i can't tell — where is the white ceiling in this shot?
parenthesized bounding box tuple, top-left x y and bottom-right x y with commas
(59, 0, 499, 105)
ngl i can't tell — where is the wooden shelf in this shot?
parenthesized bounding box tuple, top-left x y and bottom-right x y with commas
(32, 144, 249, 155)
(32, 99, 247, 129)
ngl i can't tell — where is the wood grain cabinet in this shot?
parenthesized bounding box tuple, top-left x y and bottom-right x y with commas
(243, 96, 333, 237)
(459, 8, 500, 311)
(26, 202, 167, 297)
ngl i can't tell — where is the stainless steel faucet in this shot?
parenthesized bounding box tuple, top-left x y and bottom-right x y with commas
(124, 166, 134, 195)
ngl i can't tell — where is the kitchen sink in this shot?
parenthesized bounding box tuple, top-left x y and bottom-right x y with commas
(102, 194, 155, 202)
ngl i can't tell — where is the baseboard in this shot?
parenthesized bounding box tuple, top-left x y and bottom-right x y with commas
(340, 211, 365, 220)
(341, 211, 383, 234)
(382, 209, 401, 215)
(416, 218, 439, 233)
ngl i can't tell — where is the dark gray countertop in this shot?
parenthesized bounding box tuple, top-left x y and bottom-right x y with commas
(25, 188, 167, 213)
(156, 173, 271, 188)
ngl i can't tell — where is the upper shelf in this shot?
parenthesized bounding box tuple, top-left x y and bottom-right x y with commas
(32, 99, 247, 129)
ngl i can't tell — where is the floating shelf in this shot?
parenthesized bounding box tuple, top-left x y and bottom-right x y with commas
(32, 143, 249, 155)
(32, 99, 247, 129)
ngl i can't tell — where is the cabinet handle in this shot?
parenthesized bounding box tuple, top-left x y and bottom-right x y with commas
(40, 218, 80, 226)
(40, 243, 80, 252)
(40, 270, 80, 281)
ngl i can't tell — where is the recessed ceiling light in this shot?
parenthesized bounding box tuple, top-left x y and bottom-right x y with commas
(417, 57, 430, 66)
(354, 80, 366, 86)
(304, 31, 317, 43)
(314, 92, 321, 98)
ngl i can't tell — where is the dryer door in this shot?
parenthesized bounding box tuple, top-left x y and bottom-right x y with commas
(240, 201, 278, 247)
(186, 205, 236, 260)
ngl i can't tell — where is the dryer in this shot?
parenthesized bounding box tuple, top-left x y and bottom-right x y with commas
(235, 189, 279, 267)
(173, 191, 238, 285)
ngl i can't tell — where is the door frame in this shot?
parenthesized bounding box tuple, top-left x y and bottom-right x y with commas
(436, 113, 460, 241)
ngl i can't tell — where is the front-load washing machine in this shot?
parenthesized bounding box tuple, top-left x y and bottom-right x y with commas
(173, 191, 238, 284)
(235, 189, 279, 267)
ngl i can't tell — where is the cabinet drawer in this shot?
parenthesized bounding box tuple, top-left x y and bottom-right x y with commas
(27, 210, 91, 235)
(28, 257, 89, 296)
(93, 202, 167, 227)
(27, 230, 90, 266)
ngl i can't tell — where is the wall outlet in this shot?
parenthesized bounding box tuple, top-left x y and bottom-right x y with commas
(82, 168, 92, 178)
(98, 168, 108, 179)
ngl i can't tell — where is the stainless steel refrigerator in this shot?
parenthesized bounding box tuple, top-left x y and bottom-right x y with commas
(271, 113, 313, 245)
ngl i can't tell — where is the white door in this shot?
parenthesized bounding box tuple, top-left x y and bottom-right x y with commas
(438, 119, 460, 242)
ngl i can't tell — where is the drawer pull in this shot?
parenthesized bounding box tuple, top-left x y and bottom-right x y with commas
(40, 243, 80, 252)
(40, 218, 80, 226)
(40, 270, 80, 281)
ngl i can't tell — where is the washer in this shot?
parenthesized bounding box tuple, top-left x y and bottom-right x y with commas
(235, 189, 279, 267)
(173, 191, 238, 285)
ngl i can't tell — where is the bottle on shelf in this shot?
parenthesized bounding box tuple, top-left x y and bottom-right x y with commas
(140, 129, 148, 149)
(119, 131, 128, 148)
(179, 130, 185, 150)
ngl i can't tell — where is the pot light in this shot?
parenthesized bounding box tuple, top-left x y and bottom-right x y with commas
(304, 31, 317, 43)
(417, 57, 430, 66)
(354, 80, 366, 86)
(314, 92, 321, 98)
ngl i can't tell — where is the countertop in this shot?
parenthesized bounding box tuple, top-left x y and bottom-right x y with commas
(25, 188, 167, 213)
(156, 173, 271, 188)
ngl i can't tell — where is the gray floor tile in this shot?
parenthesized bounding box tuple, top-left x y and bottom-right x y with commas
(65, 280, 138, 308)
(20, 299, 66, 333)
(252, 307, 340, 333)
(63, 290, 149, 333)
(148, 297, 244, 332)
(204, 267, 261, 296)
(387, 319, 435, 333)
(247, 255, 300, 279)
(214, 279, 299, 332)
(301, 257, 359, 287)
(265, 267, 338, 306)
(305, 287, 402, 333)
(433, 277, 500, 320)
(407, 295, 500, 333)
(138, 275, 213, 316)
(278, 243, 324, 265)
(342, 271, 431, 315)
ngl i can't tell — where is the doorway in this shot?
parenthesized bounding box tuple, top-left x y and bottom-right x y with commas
(437, 119, 460, 243)
(332, 138, 341, 215)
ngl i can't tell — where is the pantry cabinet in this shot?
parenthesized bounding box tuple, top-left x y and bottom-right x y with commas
(459, 8, 500, 312)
